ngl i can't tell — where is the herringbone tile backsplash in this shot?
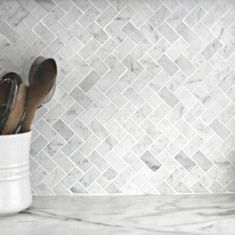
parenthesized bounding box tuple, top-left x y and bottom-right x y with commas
(1, 0, 235, 195)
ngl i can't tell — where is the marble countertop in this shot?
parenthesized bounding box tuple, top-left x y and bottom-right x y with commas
(0, 194, 235, 235)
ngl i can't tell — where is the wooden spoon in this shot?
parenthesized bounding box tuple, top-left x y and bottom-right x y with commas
(29, 56, 56, 107)
(21, 58, 57, 132)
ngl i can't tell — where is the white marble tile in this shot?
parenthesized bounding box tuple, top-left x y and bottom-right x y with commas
(158, 22, 178, 43)
(44, 135, 66, 157)
(79, 135, 101, 156)
(158, 55, 179, 76)
(122, 55, 143, 76)
(96, 5, 118, 27)
(79, 6, 100, 28)
(122, 22, 143, 43)
(149, 5, 170, 28)
(132, 135, 153, 156)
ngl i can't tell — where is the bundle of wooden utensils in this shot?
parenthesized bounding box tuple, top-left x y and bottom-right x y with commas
(0, 56, 57, 135)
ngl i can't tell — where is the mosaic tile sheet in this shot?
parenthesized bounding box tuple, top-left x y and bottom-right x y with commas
(0, 0, 235, 194)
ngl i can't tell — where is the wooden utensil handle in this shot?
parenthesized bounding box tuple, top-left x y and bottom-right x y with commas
(20, 103, 38, 132)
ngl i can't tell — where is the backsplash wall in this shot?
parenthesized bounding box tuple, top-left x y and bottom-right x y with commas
(1, 0, 235, 195)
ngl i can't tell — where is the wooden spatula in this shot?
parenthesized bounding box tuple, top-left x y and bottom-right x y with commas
(21, 58, 57, 132)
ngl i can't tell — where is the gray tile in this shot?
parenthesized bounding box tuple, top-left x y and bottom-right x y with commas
(158, 87, 179, 108)
(70, 88, 92, 108)
(192, 151, 213, 171)
(209, 119, 231, 139)
(202, 39, 223, 60)
(140, 151, 161, 172)
(79, 71, 100, 92)
(175, 55, 195, 75)
(53, 119, 74, 141)
(175, 151, 196, 171)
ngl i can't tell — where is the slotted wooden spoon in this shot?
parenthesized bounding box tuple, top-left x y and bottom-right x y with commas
(0, 78, 18, 133)
(1, 73, 26, 135)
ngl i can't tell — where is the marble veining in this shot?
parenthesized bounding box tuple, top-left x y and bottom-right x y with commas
(1, 195, 235, 235)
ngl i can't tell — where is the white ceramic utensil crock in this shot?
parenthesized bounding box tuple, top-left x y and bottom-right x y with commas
(0, 131, 32, 215)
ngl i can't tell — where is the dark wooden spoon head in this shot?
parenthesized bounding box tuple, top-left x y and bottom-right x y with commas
(28, 58, 57, 103)
(21, 57, 57, 132)
(29, 57, 57, 105)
